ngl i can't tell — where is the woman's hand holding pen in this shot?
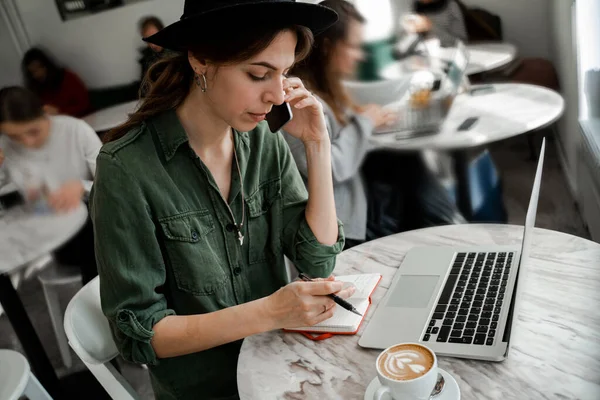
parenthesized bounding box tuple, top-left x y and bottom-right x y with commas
(263, 276, 355, 329)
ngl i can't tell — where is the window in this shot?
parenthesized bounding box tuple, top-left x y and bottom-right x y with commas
(576, 0, 600, 118)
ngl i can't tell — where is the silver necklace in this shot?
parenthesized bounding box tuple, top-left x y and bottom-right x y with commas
(220, 134, 245, 246)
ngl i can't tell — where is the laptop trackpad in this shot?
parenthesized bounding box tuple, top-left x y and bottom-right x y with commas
(386, 275, 440, 308)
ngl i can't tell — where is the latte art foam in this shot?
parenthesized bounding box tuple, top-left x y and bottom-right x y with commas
(378, 344, 434, 381)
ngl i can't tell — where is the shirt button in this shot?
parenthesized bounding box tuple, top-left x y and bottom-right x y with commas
(191, 230, 199, 240)
(233, 267, 242, 276)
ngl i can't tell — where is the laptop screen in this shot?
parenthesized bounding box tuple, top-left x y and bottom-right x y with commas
(443, 41, 469, 94)
(504, 138, 546, 354)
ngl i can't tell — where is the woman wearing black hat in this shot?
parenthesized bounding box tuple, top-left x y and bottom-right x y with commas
(90, 1, 351, 399)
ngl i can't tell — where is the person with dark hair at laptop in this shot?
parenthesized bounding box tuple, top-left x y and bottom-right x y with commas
(286, 0, 464, 250)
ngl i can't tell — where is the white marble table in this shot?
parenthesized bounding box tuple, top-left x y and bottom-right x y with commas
(238, 224, 600, 400)
(383, 42, 518, 79)
(0, 203, 88, 273)
(82, 100, 139, 132)
(0, 203, 87, 398)
(370, 83, 565, 152)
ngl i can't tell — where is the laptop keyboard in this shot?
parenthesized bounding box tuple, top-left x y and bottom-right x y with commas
(422, 251, 514, 346)
(394, 105, 444, 135)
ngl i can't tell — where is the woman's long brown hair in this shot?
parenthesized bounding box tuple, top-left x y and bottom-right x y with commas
(105, 24, 313, 143)
(290, 0, 365, 124)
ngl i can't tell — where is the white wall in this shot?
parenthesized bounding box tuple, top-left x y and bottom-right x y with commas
(354, 0, 395, 41)
(549, 0, 579, 194)
(0, 13, 22, 87)
(462, 0, 551, 59)
(14, 0, 184, 88)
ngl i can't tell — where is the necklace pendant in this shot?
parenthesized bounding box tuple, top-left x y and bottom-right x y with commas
(237, 230, 244, 246)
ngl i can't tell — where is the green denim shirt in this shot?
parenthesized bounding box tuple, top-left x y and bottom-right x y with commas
(90, 110, 344, 400)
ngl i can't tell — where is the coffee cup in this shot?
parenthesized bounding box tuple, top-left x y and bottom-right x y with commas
(374, 343, 438, 400)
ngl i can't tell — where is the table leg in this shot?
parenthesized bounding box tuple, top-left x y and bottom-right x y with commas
(527, 134, 538, 160)
(452, 150, 473, 221)
(0, 274, 63, 398)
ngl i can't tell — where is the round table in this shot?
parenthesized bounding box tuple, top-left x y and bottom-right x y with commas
(370, 83, 564, 152)
(238, 224, 600, 400)
(0, 204, 88, 398)
(82, 100, 139, 132)
(0, 204, 88, 273)
(383, 42, 518, 79)
(0, 182, 18, 196)
(370, 83, 564, 219)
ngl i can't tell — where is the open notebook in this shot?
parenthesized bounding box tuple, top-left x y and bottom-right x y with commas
(285, 273, 382, 337)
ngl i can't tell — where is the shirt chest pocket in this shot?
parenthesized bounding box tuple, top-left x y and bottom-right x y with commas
(158, 210, 228, 296)
(246, 179, 282, 265)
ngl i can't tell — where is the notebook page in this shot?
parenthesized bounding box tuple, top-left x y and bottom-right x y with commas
(314, 299, 369, 329)
(337, 274, 381, 300)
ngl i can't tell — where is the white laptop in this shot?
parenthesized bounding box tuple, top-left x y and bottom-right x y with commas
(359, 139, 546, 361)
(375, 40, 469, 136)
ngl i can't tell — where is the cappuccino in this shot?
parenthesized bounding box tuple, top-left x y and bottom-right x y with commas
(377, 344, 434, 381)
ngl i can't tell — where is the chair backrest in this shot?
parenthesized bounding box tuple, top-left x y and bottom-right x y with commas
(64, 276, 140, 400)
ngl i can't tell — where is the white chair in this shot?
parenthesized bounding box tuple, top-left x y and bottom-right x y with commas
(284, 256, 299, 282)
(0, 349, 52, 400)
(0, 255, 80, 370)
(37, 260, 82, 369)
(64, 277, 140, 400)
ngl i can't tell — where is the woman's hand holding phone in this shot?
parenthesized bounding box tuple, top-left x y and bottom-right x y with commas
(278, 77, 328, 144)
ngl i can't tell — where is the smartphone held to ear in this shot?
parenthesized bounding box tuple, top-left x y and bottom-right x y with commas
(266, 102, 293, 133)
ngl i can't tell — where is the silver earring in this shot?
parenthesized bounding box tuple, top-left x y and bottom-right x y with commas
(195, 72, 208, 93)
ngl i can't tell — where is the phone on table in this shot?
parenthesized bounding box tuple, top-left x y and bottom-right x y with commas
(457, 116, 479, 131)
(266, 102, 293, 133)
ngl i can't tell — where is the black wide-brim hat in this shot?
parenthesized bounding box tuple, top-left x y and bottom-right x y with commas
(144, 0, 339, 52)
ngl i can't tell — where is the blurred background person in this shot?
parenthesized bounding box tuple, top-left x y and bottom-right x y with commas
(286, 0, 463, 249)
(138, 16, 166, 81)
(410, 0, 467, 47)
(22, 47, 91, 118)
(0, 86, 100, 284)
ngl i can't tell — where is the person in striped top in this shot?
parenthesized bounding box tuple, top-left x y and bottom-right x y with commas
(411, 0, 468, 47)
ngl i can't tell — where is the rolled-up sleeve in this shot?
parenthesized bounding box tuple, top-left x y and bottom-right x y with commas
(277, 134, 345, 278)
(90, 152, 174, 365)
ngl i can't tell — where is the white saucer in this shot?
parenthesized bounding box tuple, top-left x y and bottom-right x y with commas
(364, 368, 460, 400)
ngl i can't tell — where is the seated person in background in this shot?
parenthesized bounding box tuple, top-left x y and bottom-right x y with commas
(411, 0, 559, 90)
(0, 86, 101, 284)
(22, 48, 91, 117)
(409, 0, 468, 47)
(285, 0, 464, 249)
(138, 16, 166, 81)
